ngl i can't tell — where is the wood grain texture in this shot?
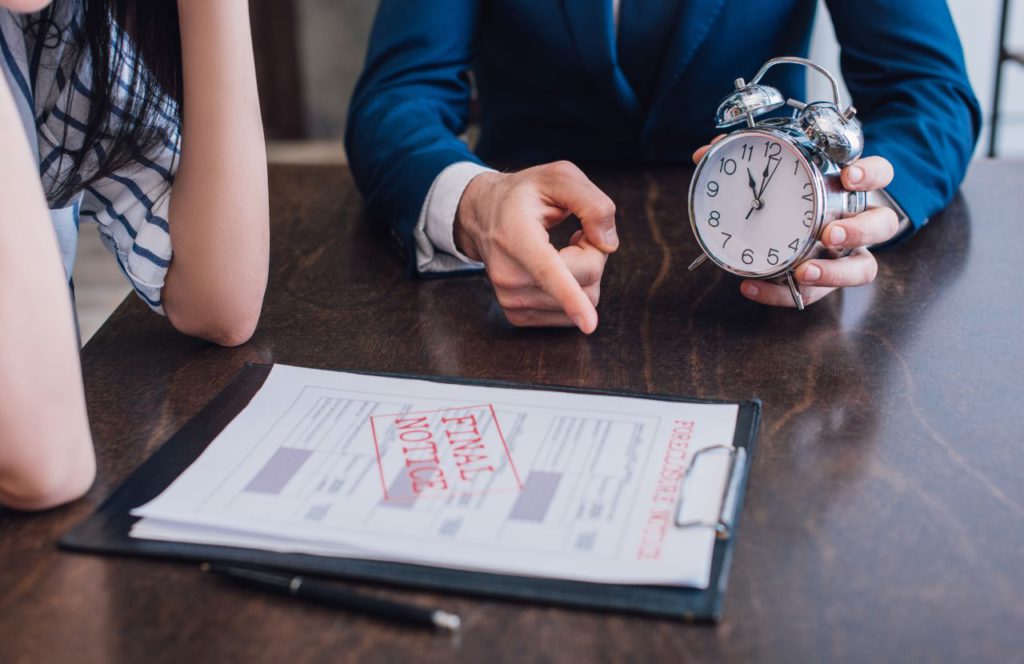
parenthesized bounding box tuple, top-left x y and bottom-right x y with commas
(1, 161, 1022, 664)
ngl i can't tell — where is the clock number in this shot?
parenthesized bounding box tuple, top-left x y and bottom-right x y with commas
(707, 210, 721, 227)
(721, 232, 732, 247)
(788, 238, 801, 252)
(718, 158, 737, 175)
(793, 159, 801, 176)
(764, 141, 781, 158)
(706, 180, 720, 197)
(767, 248, 780, 266)
(741, 248, 754, 265)
(802, 181, 814, 202)
(740, 144, 753, 161)
(802, 209, 814, 228)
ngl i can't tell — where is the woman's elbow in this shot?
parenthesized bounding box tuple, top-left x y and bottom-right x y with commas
(0, 444, 96, 512)
(162, 253, 268, 347)
(203, 315, 260, 348)
(166, 296, 263, 347)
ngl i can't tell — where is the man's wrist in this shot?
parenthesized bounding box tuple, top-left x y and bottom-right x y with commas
(454, 171, 501, 262)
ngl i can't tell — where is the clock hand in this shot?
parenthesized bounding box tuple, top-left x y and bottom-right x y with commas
(756, 156, 782, 200)
(745, 168, 762, 220)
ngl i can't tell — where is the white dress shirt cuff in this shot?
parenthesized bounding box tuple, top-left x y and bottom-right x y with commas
(414, 161, 493, 273)
(867, 188, 913, 243)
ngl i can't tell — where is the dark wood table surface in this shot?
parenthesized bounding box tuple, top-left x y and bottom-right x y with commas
(2, 160, 1022, 663)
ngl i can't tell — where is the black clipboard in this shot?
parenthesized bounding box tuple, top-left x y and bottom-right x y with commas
(61, 364, 760, 623)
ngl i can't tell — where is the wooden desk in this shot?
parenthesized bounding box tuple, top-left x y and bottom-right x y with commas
(1, 161, 1022, 663)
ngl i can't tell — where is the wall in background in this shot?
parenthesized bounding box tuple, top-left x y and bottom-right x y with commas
(296, 0, 375, 138)
(296, 1, 1024, 157)
(809, 0, 1023, 158)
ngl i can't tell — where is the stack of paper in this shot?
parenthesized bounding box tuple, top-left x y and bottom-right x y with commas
(132, 365, 739, 588)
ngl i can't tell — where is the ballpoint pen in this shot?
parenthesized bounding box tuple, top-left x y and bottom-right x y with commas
(201, 563, 461, 632)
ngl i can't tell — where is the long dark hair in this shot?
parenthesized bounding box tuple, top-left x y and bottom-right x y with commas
(27, 0, 182, 205)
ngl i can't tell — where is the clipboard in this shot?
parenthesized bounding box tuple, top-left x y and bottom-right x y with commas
(61, 364, 761, 623)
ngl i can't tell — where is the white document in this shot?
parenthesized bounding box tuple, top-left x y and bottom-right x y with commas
(131, 364, 740, 588)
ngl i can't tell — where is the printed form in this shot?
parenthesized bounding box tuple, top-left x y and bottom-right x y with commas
(131, 365, 740, 588)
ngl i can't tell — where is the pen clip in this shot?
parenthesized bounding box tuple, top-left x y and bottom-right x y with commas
(674, 444, 747, 540)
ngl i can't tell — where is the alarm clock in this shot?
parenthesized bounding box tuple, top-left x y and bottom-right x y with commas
(687, 56, 867, 309)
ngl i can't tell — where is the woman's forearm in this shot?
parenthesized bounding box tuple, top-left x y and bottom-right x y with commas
(0, 80, 94, 510)
(163, 0, 269, 346)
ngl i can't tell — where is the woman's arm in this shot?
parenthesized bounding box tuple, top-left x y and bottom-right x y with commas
(0, 78, 94, 511)
(162, 0, 269, 347)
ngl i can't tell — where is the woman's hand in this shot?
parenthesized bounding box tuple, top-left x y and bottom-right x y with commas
(693, 138, 900, 307)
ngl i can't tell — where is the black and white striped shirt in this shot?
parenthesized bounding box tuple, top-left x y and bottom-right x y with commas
(1, 6, 179, 312)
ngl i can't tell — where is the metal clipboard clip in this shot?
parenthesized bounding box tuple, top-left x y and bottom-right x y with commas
(674, 444, 748, 540)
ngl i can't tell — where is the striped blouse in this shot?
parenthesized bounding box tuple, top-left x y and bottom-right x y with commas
(0, 6, 180, 313)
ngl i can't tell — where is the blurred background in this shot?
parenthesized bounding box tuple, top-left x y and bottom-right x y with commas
(75, 0, 1024, 341)
(258, 0, 1024, 158)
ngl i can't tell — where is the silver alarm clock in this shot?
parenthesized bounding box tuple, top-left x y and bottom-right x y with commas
(687, 57, 866, 309)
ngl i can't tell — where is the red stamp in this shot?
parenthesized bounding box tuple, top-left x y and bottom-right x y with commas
(369, 404, 522, 503)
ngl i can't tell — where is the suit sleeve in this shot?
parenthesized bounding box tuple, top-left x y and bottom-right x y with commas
(825, 0, 981, 232)
(344, 0, 484, 276)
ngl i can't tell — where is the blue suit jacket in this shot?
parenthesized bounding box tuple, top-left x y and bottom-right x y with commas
(346, 0, 980, 275)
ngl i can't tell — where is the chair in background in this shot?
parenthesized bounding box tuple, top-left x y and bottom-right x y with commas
(989, 0, 1022, 156)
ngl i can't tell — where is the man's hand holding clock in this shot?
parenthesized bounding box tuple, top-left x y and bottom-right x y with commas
(694, 135, 898, 307)
(686, 57, 905, 309)
(694, 135, 898, 306)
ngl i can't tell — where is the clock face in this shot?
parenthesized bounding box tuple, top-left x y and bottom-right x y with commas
(690, 131, 819, 277)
